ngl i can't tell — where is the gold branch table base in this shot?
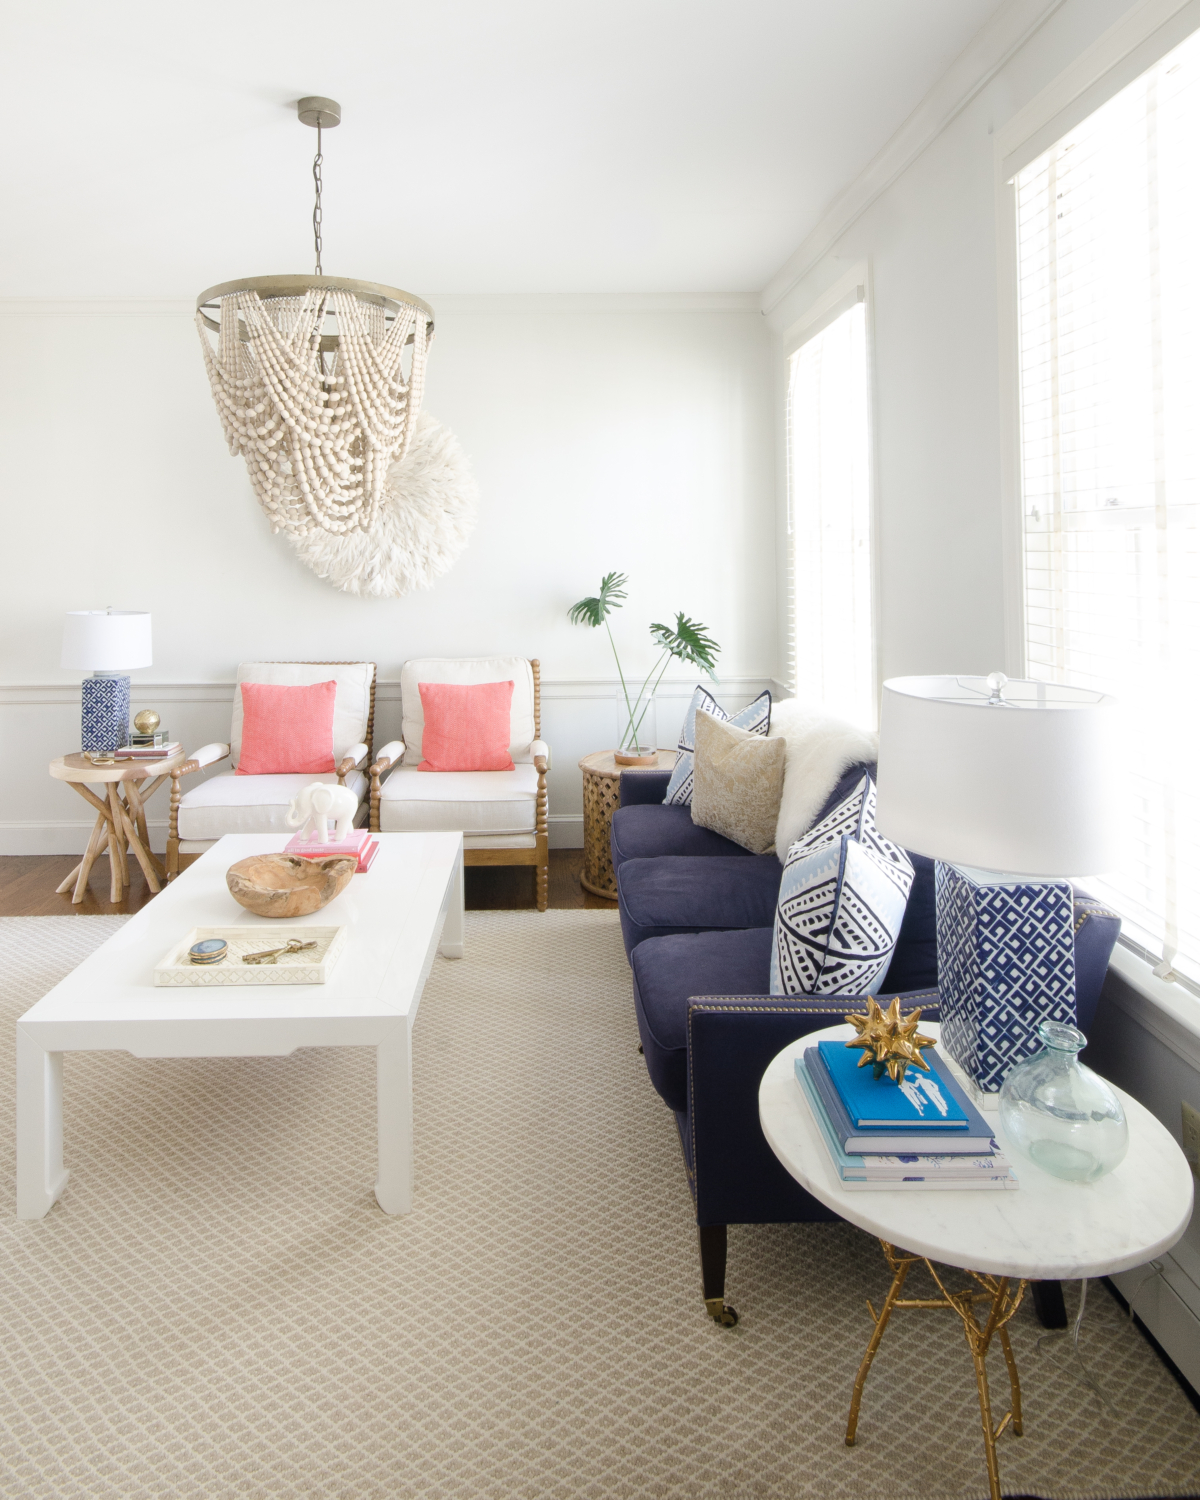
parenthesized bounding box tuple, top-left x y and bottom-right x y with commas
(848, 1242, 1026, 1500)
(49, 753, 186, 904)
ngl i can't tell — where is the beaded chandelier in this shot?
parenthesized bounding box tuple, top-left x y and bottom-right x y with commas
(195, 98, 434, 539)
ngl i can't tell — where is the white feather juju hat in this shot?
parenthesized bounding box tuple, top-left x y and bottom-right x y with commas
(286, 413, 478, 597)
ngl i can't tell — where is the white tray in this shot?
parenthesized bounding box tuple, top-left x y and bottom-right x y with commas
(154, 926, 347, 987)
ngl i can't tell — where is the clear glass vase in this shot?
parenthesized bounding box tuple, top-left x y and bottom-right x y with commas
(998, 1020, 1129, 1183)
(615, 686, 657, 762)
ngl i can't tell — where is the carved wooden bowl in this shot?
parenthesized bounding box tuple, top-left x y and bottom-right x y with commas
(226, 854, 356, 919)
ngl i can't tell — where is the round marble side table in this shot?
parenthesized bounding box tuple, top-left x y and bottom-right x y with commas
(759, 1022, 1194, 1500)
(577, 749, 675, 899)
(49, 751, 187, 904)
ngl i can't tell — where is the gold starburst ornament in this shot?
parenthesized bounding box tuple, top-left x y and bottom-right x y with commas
(844, 996, 936, 1082)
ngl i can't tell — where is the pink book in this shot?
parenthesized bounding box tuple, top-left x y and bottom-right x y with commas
(284, 827, 372, 857)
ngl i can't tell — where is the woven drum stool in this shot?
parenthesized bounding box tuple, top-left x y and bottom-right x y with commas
(578, 750, 675, 899)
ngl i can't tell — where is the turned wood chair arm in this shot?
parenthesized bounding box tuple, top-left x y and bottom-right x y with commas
(336, 742, 371, 785)
(369, 739, 405, 780)
(173, 743, 230, 779)
(530, 738, 550, 772)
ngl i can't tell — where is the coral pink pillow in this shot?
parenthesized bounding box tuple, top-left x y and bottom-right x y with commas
(236, 680, 337, 775)
(418, 680, 515, 771)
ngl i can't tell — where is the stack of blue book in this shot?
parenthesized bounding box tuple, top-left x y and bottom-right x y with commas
(795, 1040, 1018, 1190)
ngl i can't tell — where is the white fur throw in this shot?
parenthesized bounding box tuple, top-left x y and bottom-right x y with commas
(286, 412, 478, 597)
(768, 699, 879, 860)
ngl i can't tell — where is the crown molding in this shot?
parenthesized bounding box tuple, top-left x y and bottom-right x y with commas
(427, 292, 761, 314)
(0, 292, 761, 318)
(0, 299, 195, 316)
(760, 0, 1069, 316)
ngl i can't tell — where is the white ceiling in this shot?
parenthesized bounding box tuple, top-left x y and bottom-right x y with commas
(2, 0, 1005, 298)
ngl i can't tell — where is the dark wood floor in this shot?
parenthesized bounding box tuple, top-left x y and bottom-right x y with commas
(0, 849, 615, 917)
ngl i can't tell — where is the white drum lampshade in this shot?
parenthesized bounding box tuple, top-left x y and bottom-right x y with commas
(61, 610, 153, 674)
(61, 610, 152, 754)
(874, 673, 1119, 1094)
(874, 674, 1118, 877)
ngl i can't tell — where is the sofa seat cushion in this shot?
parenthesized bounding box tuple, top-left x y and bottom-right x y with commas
(617, 855, 782, 954)
(176, 770, 367, 841)
(610, 802, 754, 872)
(378, 764, 538, 835)
(631, 928, 774, 1112)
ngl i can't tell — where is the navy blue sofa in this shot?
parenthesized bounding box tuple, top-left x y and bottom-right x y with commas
(612, 763, 1122, 1328)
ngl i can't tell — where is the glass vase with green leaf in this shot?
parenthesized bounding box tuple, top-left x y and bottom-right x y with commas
(568, 572, 721, 764)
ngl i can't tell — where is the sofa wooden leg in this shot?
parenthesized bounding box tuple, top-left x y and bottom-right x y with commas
(698, 1224, 738, 1327)
(1031, 1279, 1068, 1329)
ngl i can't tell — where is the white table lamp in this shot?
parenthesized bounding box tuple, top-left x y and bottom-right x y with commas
(875, 673, 1117, 1093)
(61, 609, 152, 754)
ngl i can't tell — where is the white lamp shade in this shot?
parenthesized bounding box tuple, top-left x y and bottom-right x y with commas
(874, 675, 1119, 876)
(61, 610, 152, 672)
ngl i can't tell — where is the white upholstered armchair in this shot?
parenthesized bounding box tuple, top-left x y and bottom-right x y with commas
(167, 661, 376, 877)
(369, 656, 550, 910)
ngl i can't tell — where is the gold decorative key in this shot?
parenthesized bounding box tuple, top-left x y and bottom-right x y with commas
(241, 938, 318, 966)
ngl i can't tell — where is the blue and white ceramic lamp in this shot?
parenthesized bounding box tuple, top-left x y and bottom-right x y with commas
(875, 672, 1118, 1094)
(61, 609, 153, 754)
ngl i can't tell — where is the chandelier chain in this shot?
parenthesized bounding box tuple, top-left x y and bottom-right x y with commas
(312, 122, 323, 276)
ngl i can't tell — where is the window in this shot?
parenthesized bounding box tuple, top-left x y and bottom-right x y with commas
(786, 294, 875, 728)
(1015, 27, 1200, 984)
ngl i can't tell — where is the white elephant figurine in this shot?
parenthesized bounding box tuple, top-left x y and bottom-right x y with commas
(285, 781, 359, 844)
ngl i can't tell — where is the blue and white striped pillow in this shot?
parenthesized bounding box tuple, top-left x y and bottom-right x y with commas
(664, 687, 771, 806)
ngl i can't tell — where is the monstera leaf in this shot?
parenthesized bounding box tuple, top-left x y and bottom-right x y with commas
(568, 572, 628, 628)
(649, 613, 720, 679)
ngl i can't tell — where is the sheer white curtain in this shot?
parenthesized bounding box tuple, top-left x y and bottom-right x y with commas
(1016, 26, 1200, 984)
(787, 297, 875, 729)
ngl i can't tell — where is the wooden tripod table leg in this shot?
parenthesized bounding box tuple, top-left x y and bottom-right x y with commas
(60, 782, 119, 903)
(113, 784, 161, 893)
(106, 785, 128, 901)
(57, 813, 108, 902)
(125, 781, 166, 882)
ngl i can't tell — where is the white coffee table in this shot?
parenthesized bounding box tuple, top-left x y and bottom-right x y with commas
(759, 1023, 1194, 1500)
(16, 831, 465, 1221)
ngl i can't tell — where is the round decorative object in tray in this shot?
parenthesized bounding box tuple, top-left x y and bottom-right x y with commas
(226, 853, 356, 918)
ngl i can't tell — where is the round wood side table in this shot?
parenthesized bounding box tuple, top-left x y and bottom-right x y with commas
(49, 751, 187, 904)
(759, 1023, 1194, 1500)
(578, 749, 676, 899)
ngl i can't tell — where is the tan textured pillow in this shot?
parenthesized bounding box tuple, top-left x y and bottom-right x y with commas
(691, 709, 787, 854)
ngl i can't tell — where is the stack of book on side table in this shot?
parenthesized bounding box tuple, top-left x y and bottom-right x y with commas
(795, 1039, 1018, 1190)
(283, 826, 379, 873)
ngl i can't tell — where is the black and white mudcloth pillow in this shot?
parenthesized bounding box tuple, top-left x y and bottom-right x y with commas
(770, 773, 915, 996)
(664, 687, 771, 806)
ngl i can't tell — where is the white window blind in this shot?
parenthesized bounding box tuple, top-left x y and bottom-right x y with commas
(786, 296, 875, 729)
(1016, 26, 1200, 986)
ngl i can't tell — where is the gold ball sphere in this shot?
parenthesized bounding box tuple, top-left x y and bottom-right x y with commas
(133, 710, 160, 735)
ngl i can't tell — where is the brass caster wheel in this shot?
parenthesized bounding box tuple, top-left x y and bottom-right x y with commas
(706, 1300, 739, 1328)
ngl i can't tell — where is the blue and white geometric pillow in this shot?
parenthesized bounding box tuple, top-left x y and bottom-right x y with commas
(771, 824, 915, 997)
(788, 772, 913, 890)
(664, 687, 771, 806)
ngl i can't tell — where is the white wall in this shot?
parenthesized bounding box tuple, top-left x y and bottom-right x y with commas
(0, 296, 774, 851)
(761, 0, 1200, 1389)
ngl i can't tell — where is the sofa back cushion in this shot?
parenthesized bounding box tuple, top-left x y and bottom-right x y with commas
(418, 680, 516, 771)
(232, 662, 374, 770)
(401, 657, 536, 764)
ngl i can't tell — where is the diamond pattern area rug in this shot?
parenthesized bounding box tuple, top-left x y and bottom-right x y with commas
(0, 913, 1198, 1499)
